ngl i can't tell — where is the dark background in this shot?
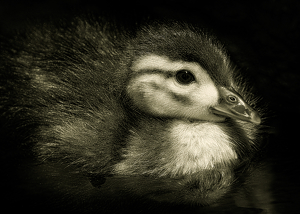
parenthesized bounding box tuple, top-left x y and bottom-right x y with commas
(1, 0, 299, 213)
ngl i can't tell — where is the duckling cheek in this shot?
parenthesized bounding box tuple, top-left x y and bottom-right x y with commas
(127, 75, 190, 117)
(193, 83, 219, 107)
(182, 83, 220, 120)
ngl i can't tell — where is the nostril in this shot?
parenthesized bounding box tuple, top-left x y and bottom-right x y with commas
(227, 95, 238, 103)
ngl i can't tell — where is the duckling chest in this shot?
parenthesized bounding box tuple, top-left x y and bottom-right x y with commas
(168, 121, 238, 171)
(114, 120, 238, 177)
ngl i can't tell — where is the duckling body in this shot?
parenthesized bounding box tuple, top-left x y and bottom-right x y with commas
(0, 17, 263, 206)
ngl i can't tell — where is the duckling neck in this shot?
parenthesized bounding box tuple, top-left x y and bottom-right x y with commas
(168, 120, 238, 170)
(115, 118, 238, 178)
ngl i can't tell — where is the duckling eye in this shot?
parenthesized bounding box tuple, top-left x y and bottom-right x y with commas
(175, 70, 195, 85)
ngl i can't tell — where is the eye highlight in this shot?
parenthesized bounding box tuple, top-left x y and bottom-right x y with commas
(175, 70, 195, 85)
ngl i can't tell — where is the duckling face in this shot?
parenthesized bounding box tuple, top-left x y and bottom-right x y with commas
(127, 54, 225, 123)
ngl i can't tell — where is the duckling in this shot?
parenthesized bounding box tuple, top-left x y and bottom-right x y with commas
(0, 17, 264, 206)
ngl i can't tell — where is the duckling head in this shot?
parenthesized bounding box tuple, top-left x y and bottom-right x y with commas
(125, 23, 260, 125)
(127, 54, 260, 125)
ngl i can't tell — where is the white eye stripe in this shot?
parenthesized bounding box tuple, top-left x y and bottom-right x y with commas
(130, 68, 174, 79)
(132, 54, 200, 74)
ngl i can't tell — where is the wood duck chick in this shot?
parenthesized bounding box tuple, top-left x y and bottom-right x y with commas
(0, 18, 264, 206)
(112, 23, 262, 204)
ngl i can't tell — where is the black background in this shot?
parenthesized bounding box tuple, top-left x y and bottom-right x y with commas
(1, 0, 299, 213)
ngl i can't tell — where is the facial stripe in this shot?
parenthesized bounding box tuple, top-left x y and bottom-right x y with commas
(171, 92, 192, 105)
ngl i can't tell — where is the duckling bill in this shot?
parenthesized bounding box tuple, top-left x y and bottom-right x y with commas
(211, 87, 261, 125)
(0, 17, 265, 206)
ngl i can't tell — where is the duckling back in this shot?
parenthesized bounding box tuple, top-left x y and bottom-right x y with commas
(0, 18, 130, 175)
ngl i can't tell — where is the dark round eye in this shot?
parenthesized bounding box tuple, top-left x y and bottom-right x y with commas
(175, 70, 195, 85)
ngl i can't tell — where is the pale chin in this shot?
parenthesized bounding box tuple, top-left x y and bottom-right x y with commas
(187, 114, 226, 123)
(209, 115, 227, 123)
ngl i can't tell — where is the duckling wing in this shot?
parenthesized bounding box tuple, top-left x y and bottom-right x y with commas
(0, 18, 127, 174)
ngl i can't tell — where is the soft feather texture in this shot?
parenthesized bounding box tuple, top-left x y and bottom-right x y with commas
(0, 17, 266, 205)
